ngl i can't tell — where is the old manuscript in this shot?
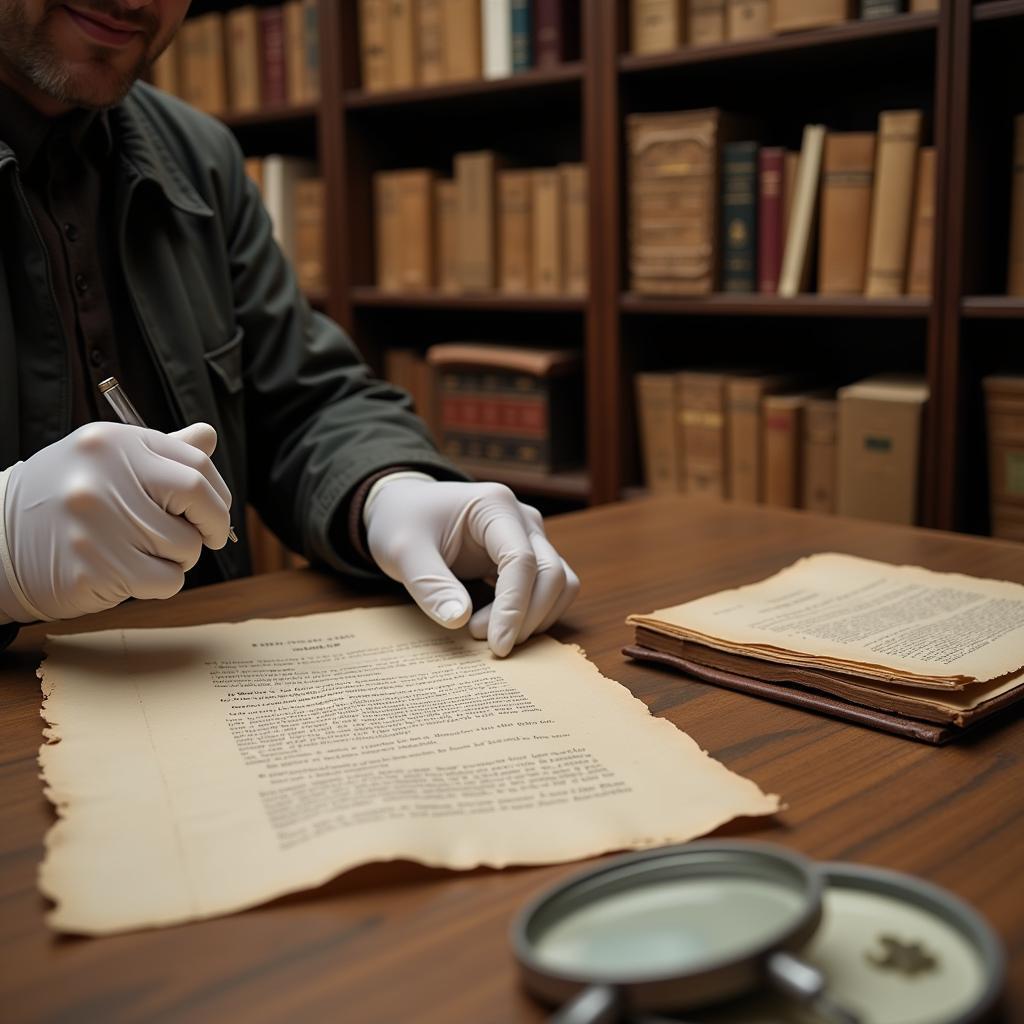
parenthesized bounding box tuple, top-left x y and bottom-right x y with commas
(38, 606, 780, 935)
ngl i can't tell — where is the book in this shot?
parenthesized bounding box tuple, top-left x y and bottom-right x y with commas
(443, 0, 483, 81)
(721, 141, 759, 293)
(243, 157, 264, 193)
(284, 0, 308, 105)
(631, 0, 684, 53)
(861, 0, 904, 17)
(818, 132, 876, 295)
(678, 371, 729, 498)
(511, 0, 534, 72)
(635, 372, 681, 495)
(865, 110, 923, 296)
(535, 0, 580, 66)
(179, 13, 228, 116)
(417, 0, 445, 85)
(801, 396, 838, 513)
(762, 393, 805, 507)
(259, 6, 288, 108)
(499, 170, 533, 294)
(1009, 115, 1024, 296)
(455, 150, 499, 292)
(435, 179, 460, 293)
(836, 374, 929, 524)
(778, 124, 826, 297)
(758, 147, 785, 293)
(374, 171, 401, 291)
(690, 0, 726, 43)
(482, 0, 513, 79)
(151, 38, 180, 95)
(394, 170, 436, 290)
(302, 0, 320, 101)
(226, 6, 261, 113)
(359, 0, 391, 92)
(782, 149, 799, 244)
(294, 178, 326, 294)
(907, 146, 936, 297)
(389, 0, 417, 89)
(726, 373, 792, 502)
(726, 0, 772, 40)
(263, 155, 317, 261)
(910, 0, 938, 8)
(984, 376, 1024, 540)
(625, 552, 1024, 742)
(773, 0, 850, 31)
(562, 163, 589, 296)
(531, 168, 564, 294)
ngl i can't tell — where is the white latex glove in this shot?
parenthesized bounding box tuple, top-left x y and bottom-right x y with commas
(0, 421, 232, 623)
(364, 476, 580, 657)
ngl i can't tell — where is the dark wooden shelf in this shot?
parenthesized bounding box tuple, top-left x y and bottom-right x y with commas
(962, 296, 1024, 318)
(351, 287, 586, 312)
(304, 290, 328, 311)
(344, 62, 583, 110)
(454, 462, 591, 501)
(972, 0, 1024, 21)
(220, 103, 318, 130)
(621, 292, 932, 318)
(618, 12, 938, 73)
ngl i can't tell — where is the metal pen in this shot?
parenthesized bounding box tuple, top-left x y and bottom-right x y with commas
(98, 376, 239, 543)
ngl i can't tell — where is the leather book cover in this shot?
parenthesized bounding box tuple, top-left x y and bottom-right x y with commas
(455, 151, 499, 292)
(860, 0, 904, 16)
(443, 0, 483, 81)
(388, 0, 417, 89)
(727, 373, 792, 502)
(631, 0, 684, 54)
(498, 170, 533, 294)
(294, 178, 326, 294)
(511, 0, 534, 72)
(226, 6, 261, 113)
(773, 0, 850, 32)
(819, 131, 876, 294)
(435, 179, 460, 293)
(689, 0, 726, 44)
(180, 14, 228, 115)
(983, 377, 1024, 531)
(865, 109, 923, 296)
(1009, 115, 1024, 296)
(635, 372, 681, 495)
(482, 0, 512, 79)
(561, 163, 588, 296)
(721, 140, 759, 292)
(395, 170, 436, 291)
(678, 371, 729, 498)
(243, 157, 264, 193)
(779, 124, 826, 297)
(417, 0, 445, 85)
(531, 168, 564, 294)
(535, 0, 580, 66)
(283, 0, 307, 104)
(374, 172, 401, 291)
(151, 38, 180, 96)
(801, 395, 838, 513)
(762, 393, 805, 507)
(359, 0, 391, 92)
(726, 0, 771, 40)
(907, 147, 936, 296)
(258, 6, 288, 108)
(302, 0, 320, 100)
(758, 147, 784, 293)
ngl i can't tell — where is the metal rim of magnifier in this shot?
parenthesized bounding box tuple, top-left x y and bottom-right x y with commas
(511, 841, 824, 1015)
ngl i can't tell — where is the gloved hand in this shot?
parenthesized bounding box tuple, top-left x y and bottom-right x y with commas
(364, 475, 580, 657)
(0, 421, 232, 623)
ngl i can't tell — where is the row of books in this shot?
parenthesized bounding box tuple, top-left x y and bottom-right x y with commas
(359, 0, 579, 94)
(152, 3, 320, 117)
(635, 371, 929, 524)
(374, 156, 588, 296)
(629, 108, 934, 297)
(630, 0, 937, 54)
(243, 157, 326, 296)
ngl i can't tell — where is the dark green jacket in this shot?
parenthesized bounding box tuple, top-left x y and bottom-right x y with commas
(0, 82, 463, 586)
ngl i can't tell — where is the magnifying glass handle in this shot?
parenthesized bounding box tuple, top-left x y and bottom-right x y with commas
(767, 952, 863, 1024)
(550, 984, 620, 1024)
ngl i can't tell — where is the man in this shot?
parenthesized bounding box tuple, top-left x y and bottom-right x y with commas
(0, 0, 579, 655)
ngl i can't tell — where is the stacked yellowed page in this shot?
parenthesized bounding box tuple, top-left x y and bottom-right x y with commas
(627, 553, 1024, 732)
(38, 605, 780, 935)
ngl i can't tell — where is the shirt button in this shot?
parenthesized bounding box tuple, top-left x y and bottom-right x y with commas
(89, 348, 103, 368)
(74, 273, 88, 294)
(63, 223, 79, 242)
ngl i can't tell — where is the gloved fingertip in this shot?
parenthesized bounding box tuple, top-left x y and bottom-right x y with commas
(436, 599, 470, 627)
(171, 422, 218, 457)
(489, 631, 515, 658)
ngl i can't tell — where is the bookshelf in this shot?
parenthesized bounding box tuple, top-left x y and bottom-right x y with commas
(175, 0, 1015, 537)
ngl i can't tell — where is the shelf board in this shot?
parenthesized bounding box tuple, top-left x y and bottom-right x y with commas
(454, 463, 591, 501)
(618, 11, 938, 72)
(351, 287, 586, 312)
(345, 62, 583, 110)
(220, 103, 319, 130)
(621, 292, 931, 318)
(962, 296, 1024, 318)
(973, 0, 1024, 21)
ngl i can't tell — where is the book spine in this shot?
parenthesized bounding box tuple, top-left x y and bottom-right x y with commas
(1009, 115, 1024, 296)
(441, 433, 552, 470)
(259, 7, 288, 108)
(284, 0, 307, 105)
(865, 109, 923, 297)
(482, 0, 513, 79)
(388, 0, 417, 89)
(511, 0, 534, 72)
(635, 373, 680, 494)
(726, 381, 763, 502)
(417, 0, 445, 85)
(152, 38, 180, 96)
(374, 172, 401, 291)
(531, 168, 564, 293)
(909, 0, 938, 9)
(562, 164, 588, 296)
(778, 124, 826, 298)
(395, 170, 436, 290)
(906, 147, 936, 297)
(758, 147, 784, 293)
(721, 141, 758, 293)
(443, 0, 483, 80)
(441, 395, 549, 436)
(801, 400, 838, 513)
(818, 131, 876, 295)
(632, 0, 683, 54)
(435, 179, 460, 293)
(762, 400, 802, 508)
(456, 151, 498, 292)
(773, 0, 849, 32)
(359, 0, 391, 92)
(860, 0, 904, 17)
(726, 0, 772, 40)
(226, 7, 260, 114)
(499, 170, 533, 294)
(294, 178, 326, 294)
(689, 0, 726, 44)
(534, 0, 577, 66)
(679, 374, 727, 498)
(302, 0, 320, 100)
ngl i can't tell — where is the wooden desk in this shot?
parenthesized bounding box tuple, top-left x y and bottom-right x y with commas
(1, 498, 1022, 1021)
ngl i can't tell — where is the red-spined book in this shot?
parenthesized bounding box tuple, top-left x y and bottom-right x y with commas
(259, 6, 288, 109)
(534, 0, 580, 67)
(758, 146, 785, 294)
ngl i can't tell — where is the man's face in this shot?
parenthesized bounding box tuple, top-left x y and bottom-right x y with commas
(0, 0, 189, 113)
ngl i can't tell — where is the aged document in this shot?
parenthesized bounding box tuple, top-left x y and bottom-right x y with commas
(629, 553, 1024, 687)
(38, 606, 780, 935)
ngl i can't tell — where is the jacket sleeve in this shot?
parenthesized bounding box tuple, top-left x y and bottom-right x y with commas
(220, 136, 469, 578)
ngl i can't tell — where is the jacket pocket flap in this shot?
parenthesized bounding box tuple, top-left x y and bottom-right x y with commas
(204, 328, 244, 395)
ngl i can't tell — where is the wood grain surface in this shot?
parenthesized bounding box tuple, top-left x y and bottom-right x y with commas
(1, 497, 1021, 1022)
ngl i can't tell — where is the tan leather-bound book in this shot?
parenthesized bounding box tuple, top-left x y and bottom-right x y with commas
(773, 0, 850, 32)
(243, 157, 264, 194)
(635, 373, 681, 495)
(778, 124, 826, 297)
(226, 7, 261, 113)
(1009, 115, 1024, 296)
(983, 376, 1024, 539)
(443, 0, 483, 81)
(727, 373, 793, 503)
(294, 178, 326, 294)
(455, 151, 499, 292)
(531, 169, 564, 294)
(561, 164, 588, 296)
(865, 109, 923, 297)
(394, 170, 436, 290)
(726, 0, 771, 40)
(435, 179, 460, 293)
(802, 396, 838, 513)
(818, 132, 876, 295)
(632, 0, 684, 53)
(417, 0, 445, 84)
(689, 0, 726, 43)
(389, 0, 417, 88)
(374, 172, 402, 291)
(907, 147, 936, 296)
(762, 394, 805, 508)
(498, 171, 532, 294)
(678, 371, 729, 499)
(284, 0, 307, 104)
(151, 38, 180, 96)
(359, 0, 391, 92)
(179, 14, 228, 115)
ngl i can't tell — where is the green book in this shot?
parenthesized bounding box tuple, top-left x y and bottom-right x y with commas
(721, 140, 759, 293)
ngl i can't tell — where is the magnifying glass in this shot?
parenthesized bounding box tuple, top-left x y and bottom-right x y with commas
(512, 841, 858, 1023)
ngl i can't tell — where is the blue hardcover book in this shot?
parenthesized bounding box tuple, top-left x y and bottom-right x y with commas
(511, 0, 534, 72)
